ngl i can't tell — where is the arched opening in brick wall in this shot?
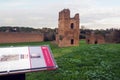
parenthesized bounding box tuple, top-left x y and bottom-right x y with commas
(71, 39, 74, 44)
(95, 40, 98, 44)
(87, 39, 90, 44)
(70, 23, 74, 29)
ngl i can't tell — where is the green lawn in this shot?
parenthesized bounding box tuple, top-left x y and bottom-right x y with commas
(0, 41, 120, 80)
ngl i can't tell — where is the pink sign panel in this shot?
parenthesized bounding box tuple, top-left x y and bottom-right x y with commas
(0, 45, 57, 75)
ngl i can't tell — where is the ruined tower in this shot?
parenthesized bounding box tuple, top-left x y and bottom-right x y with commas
(56, 9, 80, 47)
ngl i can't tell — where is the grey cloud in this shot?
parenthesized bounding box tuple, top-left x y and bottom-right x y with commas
(0, 0, 120, 29)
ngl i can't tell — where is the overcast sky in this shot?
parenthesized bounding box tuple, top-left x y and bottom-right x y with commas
(0, 0, 120, 29)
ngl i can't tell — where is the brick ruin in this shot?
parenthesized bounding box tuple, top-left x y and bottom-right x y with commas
(86, 32, 105, 44)
(0, 32, 43, 44)
(56, 9, 80, 47)
(86, 29, 120, 44)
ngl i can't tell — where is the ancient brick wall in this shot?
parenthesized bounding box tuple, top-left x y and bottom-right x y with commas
(56, 9, 80, 47)
(86, 33, 105, 44)
(0, 32, 43, 43)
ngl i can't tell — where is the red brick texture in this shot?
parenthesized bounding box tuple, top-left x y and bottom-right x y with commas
(0, 32, 44, 43)
(56, 9, 80, 47)
(86, 33, 105, 44)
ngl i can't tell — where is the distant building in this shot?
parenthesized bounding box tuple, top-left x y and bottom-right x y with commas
(86, 32, 105, 44)
(56, 9, 80, 47)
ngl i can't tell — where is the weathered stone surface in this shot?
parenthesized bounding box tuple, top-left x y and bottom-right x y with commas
(56, 9, 80, 47)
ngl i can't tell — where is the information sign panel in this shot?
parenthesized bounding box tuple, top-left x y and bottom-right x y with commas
(0, 45, 57, 75)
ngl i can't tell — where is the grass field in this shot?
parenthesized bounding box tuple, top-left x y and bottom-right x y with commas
(0, 40, 120, 80)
